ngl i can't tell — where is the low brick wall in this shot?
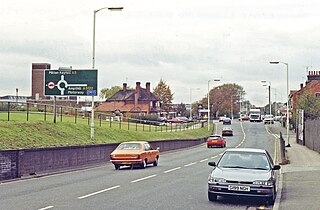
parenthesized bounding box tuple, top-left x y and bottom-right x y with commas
(0, 138, 206, 181)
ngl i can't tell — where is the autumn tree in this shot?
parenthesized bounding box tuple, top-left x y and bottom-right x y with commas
(153, 79, 174, 113)
(202, 83, 246, 117)
(99, 86, 122, 100)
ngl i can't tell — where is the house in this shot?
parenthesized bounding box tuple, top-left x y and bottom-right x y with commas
(290, 71, 320, 111)
(95, 82, 161, 116)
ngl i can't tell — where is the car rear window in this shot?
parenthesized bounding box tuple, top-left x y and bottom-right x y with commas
(117, 143, 141, 150)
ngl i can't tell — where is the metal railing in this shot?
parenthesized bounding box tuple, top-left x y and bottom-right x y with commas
(0, 101, 204, 133)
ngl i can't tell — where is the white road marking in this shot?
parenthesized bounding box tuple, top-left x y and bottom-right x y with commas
(184, 162, 197, 167)
(78, 185, 120, 199)
(163, 167, 181, 173)
(38, 206, 54, 210)
(199, 158, 208, 162)
(131, 174, 157, 183)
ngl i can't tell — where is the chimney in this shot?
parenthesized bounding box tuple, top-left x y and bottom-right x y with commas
(123, 83, 127, 92)
(135, 82, 141, 107)
(146, 82, 150, 96)
(300, 83, 303, 90)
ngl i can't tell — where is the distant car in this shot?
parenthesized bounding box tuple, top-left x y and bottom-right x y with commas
(167, 117, 188, 123)
(207, 135, 226, 148)
(218, 116, 226, 122)
(222, 117, 232, 125)
(110, 141, 160, 170)
(222, 126, 233, 136)
(264, 115, 274, 124)
(274, 116, 281, 122)
(239, 116, 250, 121)
(207, 148, 280, 205)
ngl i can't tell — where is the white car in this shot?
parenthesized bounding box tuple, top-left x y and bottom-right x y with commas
(263, 115, 274, 124)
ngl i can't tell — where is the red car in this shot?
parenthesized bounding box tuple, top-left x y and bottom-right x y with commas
(207, 135, 226, 148)
(167, 117, 188, 123)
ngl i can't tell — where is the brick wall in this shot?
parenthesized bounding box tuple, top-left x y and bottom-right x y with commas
(31, 63, 51, 100)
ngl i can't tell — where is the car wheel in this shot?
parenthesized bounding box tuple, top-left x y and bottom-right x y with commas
(114, 164, 120, 170)
(141, 159, 147, 169)
(208, 192, 217, 201)
(153, 157, 159, 166)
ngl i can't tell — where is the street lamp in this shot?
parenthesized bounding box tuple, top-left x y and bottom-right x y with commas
(91, 6, 123, 143)
(190, 88, 200, 119)
(208, 79, 220, 131)
(270, 61, 290, 147)
(261, 80, 271, 115)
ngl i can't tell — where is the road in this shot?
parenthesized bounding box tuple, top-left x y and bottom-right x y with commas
(0, 120, 279, 210)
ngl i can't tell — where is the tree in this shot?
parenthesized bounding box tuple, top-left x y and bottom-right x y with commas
(296, 90, 320, 118)
(99, 86, 122, 100)
(176, 103, 187, 116)
(202, 83, 246, 118)
(153, 79, 174, 113)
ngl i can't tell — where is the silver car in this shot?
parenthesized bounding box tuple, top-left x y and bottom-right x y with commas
(207, 148, 280, 204)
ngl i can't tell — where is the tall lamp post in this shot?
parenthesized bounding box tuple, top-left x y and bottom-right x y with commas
(208, 79, 220, 132)
(190, 88, 200, 119)
(91, 6, 123, 143)
(270, 61, 290, 147)
(261, 80, 271, 115)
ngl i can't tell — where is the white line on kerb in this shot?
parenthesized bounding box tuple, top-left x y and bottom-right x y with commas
(38, 206, 54, 210)
(164, 167, 181, 173)
(78, 185, 120, 199)
(131, 174, 157, 183)
(199, 158, 208, 163)
(184, 162, 197, 167)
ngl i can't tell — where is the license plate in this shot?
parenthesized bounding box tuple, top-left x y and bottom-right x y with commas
(211, 140, 217, 143)
(228, 185, 250, 192)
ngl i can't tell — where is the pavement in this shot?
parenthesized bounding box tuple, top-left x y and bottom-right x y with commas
(270, 124, 320, 210)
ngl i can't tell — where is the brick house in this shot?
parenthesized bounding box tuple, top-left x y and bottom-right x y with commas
(96, 82, 161, 116)
(290, 71, 320, 110)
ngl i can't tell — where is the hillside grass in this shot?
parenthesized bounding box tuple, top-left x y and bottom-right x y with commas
(0, 112, 212, 150)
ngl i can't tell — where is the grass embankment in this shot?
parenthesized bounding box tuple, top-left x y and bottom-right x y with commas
(0, 113, 211, 150)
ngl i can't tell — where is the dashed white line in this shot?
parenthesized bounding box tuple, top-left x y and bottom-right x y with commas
(38, 206, 54, 210)
(131, 174, 157, 183)
(164, 167, 182, 173)
(184, 162, 197, 167)
(78, 185, 120, 199)
(199, 158, 208, 163)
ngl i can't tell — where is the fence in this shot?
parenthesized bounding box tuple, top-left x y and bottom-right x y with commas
(304, 117, 320, 152)
(0, 101, 204, 133)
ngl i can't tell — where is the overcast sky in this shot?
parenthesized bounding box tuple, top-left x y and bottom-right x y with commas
(1, 0, 320, 106)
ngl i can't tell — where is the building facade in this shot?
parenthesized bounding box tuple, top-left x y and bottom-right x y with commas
(96, 82, 161, 116)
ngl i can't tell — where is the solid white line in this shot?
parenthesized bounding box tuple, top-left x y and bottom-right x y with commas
(163, 167, 181, 173)
(131, 174, 157, 183)
(199, 158, 208, 163)
(78, 185, 120, 199)
(38, 206, 54, 210)
(184, 162, 197, 167)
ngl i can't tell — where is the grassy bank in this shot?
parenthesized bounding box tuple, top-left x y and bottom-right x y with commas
(0, 120, 211, 150)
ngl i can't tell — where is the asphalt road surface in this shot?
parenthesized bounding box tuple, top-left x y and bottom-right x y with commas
(0, 120, 279, 210)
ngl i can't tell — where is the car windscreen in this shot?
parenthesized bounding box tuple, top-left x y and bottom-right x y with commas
(117, 143, 141, 150)
(217, 151, 270, 170)
(208, 136, 221, 140)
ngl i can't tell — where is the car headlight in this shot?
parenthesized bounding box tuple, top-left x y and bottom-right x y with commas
(253, 179, 273, 186)
(208, 175, 226, 183)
